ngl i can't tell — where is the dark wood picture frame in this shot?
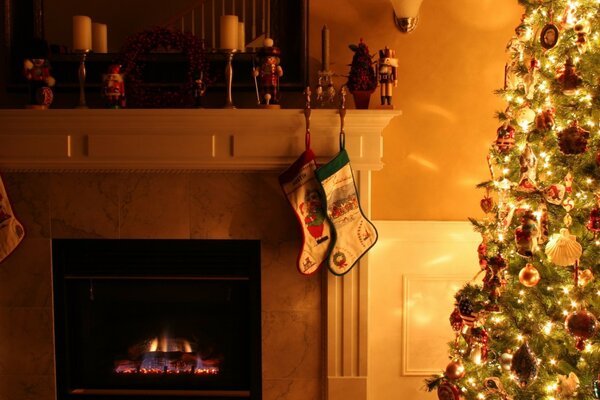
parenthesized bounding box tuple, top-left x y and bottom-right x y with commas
(2, 0, 308, 91)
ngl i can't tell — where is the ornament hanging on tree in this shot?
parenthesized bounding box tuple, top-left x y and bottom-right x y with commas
(517, 144, 538, 192)
(510, 342, 538, 388)
(556, 57, 583, 95)
(561, 1, 578, 28)
(477, 237, 488, 269)
(468, 327, 489, 364)
(483, 255, 507, 308)
(540, 22, 559, 49)
(557, 372, 580, 397)
(449, 307, 464, 332)
(519, 263, 541, 287)
(444, 360, 465, 380)
(458, 297, 478, 327)
(574, 20, 590, 53)
(495, 123, 516, 153)
(587, 194, 600, 234)
(578, 268, 594, 287)
(565, 309, 598, 351)
(504, 24, 530, 90)
(516, 106, 536, 128)
(480, 190, 494, 214)
(593, 374, 600, 398)
(483, 377, 512, 400)
(535, 105, 555, 130)
(545, 228, 582, 266)
(437, 381, 460, 400)
(515, 210, 540, 257)
(524, 58, 540, 99)
(538, 203, 549, 244)
(499, 352, 513, 371)
(543, 183, 566, 205)
(558, 121, 589, 154)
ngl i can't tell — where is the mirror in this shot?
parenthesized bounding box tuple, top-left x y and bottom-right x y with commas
(2, 0, 308, 106)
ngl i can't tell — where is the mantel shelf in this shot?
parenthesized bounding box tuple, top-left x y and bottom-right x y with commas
(0, 109, 400, 172)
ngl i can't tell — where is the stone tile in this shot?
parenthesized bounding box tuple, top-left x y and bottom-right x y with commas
(262, 378, 322, 400)
(50, 173, 119, 238)
(2, 173, 51, 239)
(0, 307, 54, 375)
(0, 239, 51, 307)
(262, 310, 321, 380)
(119, 173, 190, 238)
(0, 374, 55, 400)
(261, 241, 321, 312)
(190, 173, 297, 241)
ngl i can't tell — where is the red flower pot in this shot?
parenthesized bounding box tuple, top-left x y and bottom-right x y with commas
(351, 90, 373, 109)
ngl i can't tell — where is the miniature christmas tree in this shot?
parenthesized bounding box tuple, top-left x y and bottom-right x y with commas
(426, 0, 600, 399)
(346, 38, 378, 93)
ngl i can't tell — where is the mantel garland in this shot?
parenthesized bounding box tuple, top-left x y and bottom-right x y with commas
(118, 27, 210, 108)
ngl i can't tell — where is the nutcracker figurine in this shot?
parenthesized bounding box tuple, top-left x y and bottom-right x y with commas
(252, 38, 283, 108)
(102, 64, 126, 109)
(376, 47, 398, 107)
(22, 39, 55, 109)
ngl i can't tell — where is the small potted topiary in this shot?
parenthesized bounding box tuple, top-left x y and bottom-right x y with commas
(346, 38, 377, 109)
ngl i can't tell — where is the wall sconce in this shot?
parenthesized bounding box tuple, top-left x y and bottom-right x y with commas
(391, 0, 424, 33)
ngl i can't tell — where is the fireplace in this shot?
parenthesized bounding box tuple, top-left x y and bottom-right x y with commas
(52, 239, 262, 400)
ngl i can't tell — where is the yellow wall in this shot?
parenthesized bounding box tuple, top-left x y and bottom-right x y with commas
(310, 0, 522, 221)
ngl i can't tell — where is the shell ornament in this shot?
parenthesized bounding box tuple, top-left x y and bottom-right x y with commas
(544, 228, 582, 266)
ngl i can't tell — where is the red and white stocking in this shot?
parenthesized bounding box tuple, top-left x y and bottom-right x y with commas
(315, 149, 377, 275)
(0, 175, 25, 262)
(279, 149, 332, 275)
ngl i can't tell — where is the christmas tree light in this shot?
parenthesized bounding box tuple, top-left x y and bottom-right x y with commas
(426, 0, 600, 398)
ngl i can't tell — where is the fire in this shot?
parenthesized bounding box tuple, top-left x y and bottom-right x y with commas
(114, 336, 220, 376)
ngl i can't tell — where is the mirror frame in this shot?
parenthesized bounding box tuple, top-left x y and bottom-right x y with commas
(2, 0, 309, 90)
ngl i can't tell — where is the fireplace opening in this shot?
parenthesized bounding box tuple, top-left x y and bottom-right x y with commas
(52, 239, 261, 400)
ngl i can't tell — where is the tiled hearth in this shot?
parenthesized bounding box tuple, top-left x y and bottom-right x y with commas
(1, 172, 322, 400)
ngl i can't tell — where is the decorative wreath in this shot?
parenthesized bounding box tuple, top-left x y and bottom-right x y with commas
(119, 27, 210, 108)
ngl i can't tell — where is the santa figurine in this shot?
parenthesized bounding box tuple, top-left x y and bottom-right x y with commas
(252, 38, 283, 108)
(102, 64, 126, 109)
(376, 46, 398, 107)
(22, 39, 55, 109)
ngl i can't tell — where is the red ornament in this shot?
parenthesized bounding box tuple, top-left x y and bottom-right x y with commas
(480, 195, 494, 214)
(444, 360, 465, 380)
(565, 309, 599, 350)
(511, 342, 538, 388)
(437, 381, 460, 400)
(556, 57, 582, 95)
(477, 240, 487, 268)
(449, 307, 464, 332)
(558, 121, 589, 155)
(495, 123, 515, 152)
(588, 207, 600, 233)
(535, 106, 555, 130)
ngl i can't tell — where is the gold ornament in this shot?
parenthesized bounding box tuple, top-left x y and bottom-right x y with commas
(445, 360, 465, 380)
(519, 263, 541, 287)
(579, 269, 594, 287)
(500, 352, 513, 371)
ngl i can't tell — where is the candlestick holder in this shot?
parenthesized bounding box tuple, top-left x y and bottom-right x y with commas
(220, 49, 238, 109)
(316, 69, 336, 106)
(75, 49, 90, 109)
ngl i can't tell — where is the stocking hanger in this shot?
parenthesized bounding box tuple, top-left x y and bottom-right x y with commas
(339, 85, 347, 150)
(304, 86, 311, 150)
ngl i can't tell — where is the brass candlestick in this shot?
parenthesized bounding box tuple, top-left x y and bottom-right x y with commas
(75, 49, 90, 108)
(220, 49, 238, 109)
(316, 69, 336, 106)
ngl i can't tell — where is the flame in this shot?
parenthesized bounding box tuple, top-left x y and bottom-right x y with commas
(149, 338, 158, 352)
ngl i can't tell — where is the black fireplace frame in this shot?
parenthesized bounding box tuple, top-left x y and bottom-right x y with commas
(51, 239, 262, 400)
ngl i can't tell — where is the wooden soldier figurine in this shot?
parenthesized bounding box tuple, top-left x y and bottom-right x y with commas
(252, 38, 283, 108)
(377, 47, 398, 107)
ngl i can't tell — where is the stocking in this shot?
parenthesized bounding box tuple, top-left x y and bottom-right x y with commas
(0, 174, 25, 262)
(315, 149, 377, 275)
(279, 148, 332, 275)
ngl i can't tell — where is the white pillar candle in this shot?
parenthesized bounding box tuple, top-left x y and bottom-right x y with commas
(220, 15, 239, 49)
(238, 21, 245, 50)
(322, 25, 330, 71)
(92, 22, 108, 53)
(72, 15, 92, 51)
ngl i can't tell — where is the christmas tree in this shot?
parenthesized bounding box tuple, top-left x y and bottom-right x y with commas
(427, 0, 600, 399)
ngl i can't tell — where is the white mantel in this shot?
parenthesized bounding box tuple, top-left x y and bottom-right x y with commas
(0, 109, 399, 172)
(0, 107, 400, 400)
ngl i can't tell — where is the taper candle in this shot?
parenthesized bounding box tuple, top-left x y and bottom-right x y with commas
(92, 22, 107, 53)
(238, 21, 245, 51)
(73, 15, 92, 50)
(322, 24, 330, 71)
(220, 15, 239, 49)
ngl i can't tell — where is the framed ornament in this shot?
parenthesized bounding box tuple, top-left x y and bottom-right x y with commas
(540, 23, 559, 49)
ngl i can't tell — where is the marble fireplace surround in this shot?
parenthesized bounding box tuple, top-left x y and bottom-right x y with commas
(0, 109, 399, 400)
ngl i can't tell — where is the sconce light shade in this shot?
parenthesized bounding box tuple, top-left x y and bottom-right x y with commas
(390, 0, 424, 33)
